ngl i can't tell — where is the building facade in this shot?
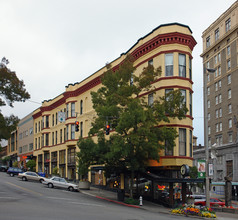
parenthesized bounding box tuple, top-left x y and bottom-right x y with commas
(32, 23, 196, 183)
(17, 112, 34, 169)
(7, 130, 18, 167)
(200, 1, 238, 182)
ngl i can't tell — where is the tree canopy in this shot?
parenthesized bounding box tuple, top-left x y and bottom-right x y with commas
(0, 62, 30, 141)
(77, 55, 187, 196)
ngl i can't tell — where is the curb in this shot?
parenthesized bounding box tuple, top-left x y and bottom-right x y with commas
(95, 196, 142, 209)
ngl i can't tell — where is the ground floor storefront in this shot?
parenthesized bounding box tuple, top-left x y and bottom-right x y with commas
(34, 146, 77, 180)
(90, 165, 204, 207)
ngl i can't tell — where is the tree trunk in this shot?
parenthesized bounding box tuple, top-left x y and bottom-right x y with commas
(129, 170, 134, 198)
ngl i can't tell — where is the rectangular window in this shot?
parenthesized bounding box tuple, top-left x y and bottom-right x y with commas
(228, 104, 232, 113)
(207, 100, 210, 108)
(56, 112, 58, 125)
(46, 115, 49, 128)
(208, 113, 210, 121)
(219, 122, 222, 131)
(218, 80, 221, 88)
(214, 55, 217, 64)
(189, 92, 192, 116)
(80, 100, 83, 115)
(228, 74, 231, 84)
(60, 129, 62, 143)
(148, 93, 154, 106)
(55, 131, 58, 145)
(38, 137, 40, 149)
(216, 124, 219, 132)
(206, 36, 210, 48)
(189, 58, 192, 80)
(208, 126, 211, 135)
(35, 138, 37, 150)
(216, 109, 219, 118)
(229, 119, 232, 128)
(42, 116, 44, 129)
(219, 108, 222, 117)
(189, 130, 192, 157)
(207, 74, 210, 82)
(66, 104, 69, 118)
(45, 133, 49, 146)
(227, 60, 231, 70)
(80, 121, 83, 138)
(218, 66, 221, 76)
(215, 69, 218, 78)
(71, 102, 75, 117)
(165, 140, 173, 156)
(228, 89, 231, 99)
(215, 96, 218, 105)
(207, 87, 210, 95)
(215, 82, 218, 91)
(180, 89, 186, 107)
(215, 28, 219, 41)
(179, 54, 186, 77)
(52, 132, 54, 146)
(52, 114, 54, 126)
(35, 123, 37, 133)
(226, 18, 231, 32)
(66, 125, 69, 141)
(218, 53, 221, 62)
(219, 94, 222, 103)
(227, 46, 231, 56)
(71, 124, 75, 140)
(179, 128, 186, 156)
(165, 53, 173, 76)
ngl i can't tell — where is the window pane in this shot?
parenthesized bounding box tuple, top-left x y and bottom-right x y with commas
(179, 54, 186, 77)
(179, 128, 186, 156)
(165, 54, 173, 76)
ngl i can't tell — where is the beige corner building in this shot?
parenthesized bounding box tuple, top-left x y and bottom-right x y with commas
(33, 23, 196, 182)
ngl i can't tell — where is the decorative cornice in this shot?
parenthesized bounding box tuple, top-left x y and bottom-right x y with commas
(33, 30, 196, 119)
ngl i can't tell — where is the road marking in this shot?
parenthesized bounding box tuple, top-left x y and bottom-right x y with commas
(68, 201, 105, 207)
(6, 182, 43, 196)
(47, 196, 76, 201)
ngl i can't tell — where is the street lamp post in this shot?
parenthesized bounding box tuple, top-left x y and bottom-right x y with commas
(204, 68, 216, 208)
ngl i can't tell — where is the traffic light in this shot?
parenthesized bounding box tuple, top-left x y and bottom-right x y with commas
(75, 121, 79, 132)
(106, 124, 110, 135)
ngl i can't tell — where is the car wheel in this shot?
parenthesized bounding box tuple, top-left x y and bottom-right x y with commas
(22, 177, 27, 181)
(48, 183, 53, 188)
(39, 179, 43, 183)
(68, 186, 74, 192)
(10, 173, 14, 177)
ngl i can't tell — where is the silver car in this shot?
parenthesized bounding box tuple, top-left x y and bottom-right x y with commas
(42, 176, 78, 192)
(18, 171, 45, 183)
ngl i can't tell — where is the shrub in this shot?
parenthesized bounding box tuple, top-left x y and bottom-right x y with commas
(124, 197, 139, 205)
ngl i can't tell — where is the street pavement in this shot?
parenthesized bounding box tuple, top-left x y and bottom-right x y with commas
(80, 186, 238, 220)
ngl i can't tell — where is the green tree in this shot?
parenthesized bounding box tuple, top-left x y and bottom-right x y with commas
(0, 61, 30, 141)
(77, 55, 187, 197)
(26, 160, 36, 171)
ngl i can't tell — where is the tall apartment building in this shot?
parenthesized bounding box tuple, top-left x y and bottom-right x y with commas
(200, 1, 238, 182)
(33, 23, 196, 184)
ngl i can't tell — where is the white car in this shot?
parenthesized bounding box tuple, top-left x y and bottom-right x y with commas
(42, 176, 78, 192)
(18, 171, 45, 183)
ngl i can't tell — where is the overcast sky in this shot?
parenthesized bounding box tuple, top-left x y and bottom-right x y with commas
(0, 0, 235, 145)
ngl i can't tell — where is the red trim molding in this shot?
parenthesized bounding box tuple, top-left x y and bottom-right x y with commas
(33, 32, 196, 119)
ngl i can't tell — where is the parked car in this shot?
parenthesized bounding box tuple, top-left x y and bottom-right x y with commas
(194, 197, 225, 207)
(0, 165, 8, 172)
(187, 194, 206, 202)
(18, 171, 46, 183)
(7, 167, 23, 177)
(42, 176, 78, 191)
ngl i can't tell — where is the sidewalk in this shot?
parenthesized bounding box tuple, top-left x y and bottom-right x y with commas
(80, 186, 238, 219)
